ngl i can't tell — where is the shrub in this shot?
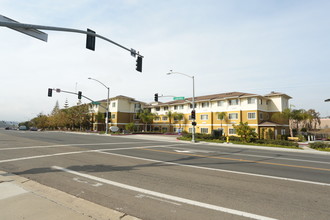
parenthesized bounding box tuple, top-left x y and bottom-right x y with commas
(309, 142, 330, 149)
(253, 139, 299, 147)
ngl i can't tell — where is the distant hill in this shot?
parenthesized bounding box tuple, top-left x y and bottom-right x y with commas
(0, 121, 19, 128)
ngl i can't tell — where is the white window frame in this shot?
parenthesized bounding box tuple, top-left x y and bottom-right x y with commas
(162, 116, 168, 121)
(229, 99, 238, 105)
(200, 114, 209, 120)
(201, 102, 209, 108)
(228, 113, 238, 120)
(200, 128, 209, 133)
(248, 112, 256, 119)
(217, 100, 225, 106)
(247, 98, 256, 104)
(229, 128, 236, 135)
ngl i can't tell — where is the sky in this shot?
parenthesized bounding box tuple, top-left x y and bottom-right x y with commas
(0, 0, 329, 122)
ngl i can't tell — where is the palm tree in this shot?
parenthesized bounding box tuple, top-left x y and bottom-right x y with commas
(216, 112, 227, 133)
(137, 109, 156, 131)
(173, 112, 184, 132)
(166, 111, 174, 132)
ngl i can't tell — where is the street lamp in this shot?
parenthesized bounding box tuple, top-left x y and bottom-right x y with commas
(167, 70, 196, 143)
(88, 77, 110, 134)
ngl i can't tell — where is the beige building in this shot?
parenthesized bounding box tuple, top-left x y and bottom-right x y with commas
(90, 95, 146, 131)
(146, 91, 291, 137)
(89, 91, 291, 138)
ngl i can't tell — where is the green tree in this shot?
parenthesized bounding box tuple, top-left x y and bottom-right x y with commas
(216, 112, 227, 132)
(166, 111, 174, 132)
(137, 109, 156, 131)
(173, 112, 184, 131)
(233, 122, 257, 142)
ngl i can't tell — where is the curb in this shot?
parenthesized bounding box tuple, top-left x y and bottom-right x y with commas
(0, 171, 141, 220)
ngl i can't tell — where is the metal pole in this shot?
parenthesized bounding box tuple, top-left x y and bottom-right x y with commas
(106, 87, 110, 134)
(192, 76, 196, 143)
(88, 78, 109, 134)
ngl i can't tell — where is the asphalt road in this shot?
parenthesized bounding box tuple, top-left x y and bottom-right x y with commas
(0, 129, 330, 220)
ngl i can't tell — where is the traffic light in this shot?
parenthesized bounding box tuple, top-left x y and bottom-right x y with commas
(48, 88, 52, 97)
(154, 93, 158, 102)
(86, 28, 96, 51)
(136, 56, 143, 72)
(78, 91, 82, 99)
(191, 110, 196, 120)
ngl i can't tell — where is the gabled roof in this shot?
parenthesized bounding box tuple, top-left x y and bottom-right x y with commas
(264, 91, 292, 99)
(95, 95, 145, 104)
(258, 121, 284, 127)
(147, 92, 259, 106)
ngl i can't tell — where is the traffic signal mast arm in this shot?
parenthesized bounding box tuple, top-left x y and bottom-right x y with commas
(0, 20, 142, 56)
(50, 88, 108, 111)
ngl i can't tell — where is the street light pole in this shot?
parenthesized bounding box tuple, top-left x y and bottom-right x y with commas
(167, 70, 196, 143)
(88, 77, 110, 134)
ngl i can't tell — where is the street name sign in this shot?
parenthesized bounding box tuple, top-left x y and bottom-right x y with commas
(173, 97, 185, 100)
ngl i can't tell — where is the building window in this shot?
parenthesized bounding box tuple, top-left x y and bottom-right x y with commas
(217, 100, 225, 106)
(259, 112, 263, 120)
(189, 115, 192, 120)
(201, 102, 209, 108)
(155, 107, 160, 111)
(281, 129, 286, 135)
(188, 128, 193, 133)
(201, 114, 208, 120)
(179, 105, 184, 109)
(247, 98, 256, 104)
(162, 116, 168, 121)
(228, 113, 238, 119)
(154, 117, 160, 121)
(190, 103, 197, 109)
(112, 102, 116, 107)
(174, 105, 178, 110)
(133, 114, 140, 120)
(259, 99, 263, 105)
(201, 128, 208, 133)
(248, 112, 256, 119)
(111, 114, 116, 119)
(164, 106, 168, 111)
(229, 128, 236, 134)
(229, 99, 238, 105)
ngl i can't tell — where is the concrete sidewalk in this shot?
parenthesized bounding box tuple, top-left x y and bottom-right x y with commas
(0, 171, 140, 220)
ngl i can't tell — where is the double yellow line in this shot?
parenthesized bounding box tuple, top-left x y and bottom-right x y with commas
(141, 148, 330, 172)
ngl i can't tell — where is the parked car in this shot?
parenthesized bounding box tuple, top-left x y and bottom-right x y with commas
(18, 126, 27, 130)
(30, 127, 38, 131)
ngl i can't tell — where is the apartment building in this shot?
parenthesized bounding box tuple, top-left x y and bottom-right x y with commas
(146, 91, 291, 137)
(89, 95, 145, 131)
(89, 91, 291, 137)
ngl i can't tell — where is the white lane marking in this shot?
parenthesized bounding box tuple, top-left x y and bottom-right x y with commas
(0, 144, 183, 164)
(0, 141, 167, 151)
(167, 146, 330, 165)
(174, 150, 192, 153)
(52, 166, 276, 220)
(73, 177, 103, 187)
(135, 194, 182, 206)
(98, 151, 330, 187)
